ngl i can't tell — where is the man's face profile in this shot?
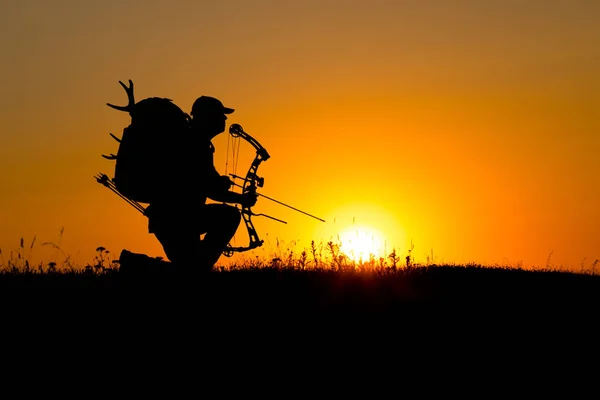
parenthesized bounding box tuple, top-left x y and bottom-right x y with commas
(193, 110, 227, 138)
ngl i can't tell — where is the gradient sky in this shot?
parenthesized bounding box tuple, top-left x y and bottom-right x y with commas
(1, 0, 598, 270)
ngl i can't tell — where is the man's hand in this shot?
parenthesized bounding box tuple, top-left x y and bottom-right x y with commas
(240, 191, 258, 208)
(218, 175, 234, 192)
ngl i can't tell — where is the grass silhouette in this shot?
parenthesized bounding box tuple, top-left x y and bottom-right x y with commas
(2, 236, 599, 316)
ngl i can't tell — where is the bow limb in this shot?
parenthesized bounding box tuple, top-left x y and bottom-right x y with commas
(229, 123, 270, 165)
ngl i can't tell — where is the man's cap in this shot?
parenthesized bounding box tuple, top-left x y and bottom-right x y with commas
(191, 96, 235, 116)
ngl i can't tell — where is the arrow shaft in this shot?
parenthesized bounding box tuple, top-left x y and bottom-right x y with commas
(229, 179, 325, 222)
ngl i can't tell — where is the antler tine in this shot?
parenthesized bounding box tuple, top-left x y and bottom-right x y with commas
(106, 79, 135, 112)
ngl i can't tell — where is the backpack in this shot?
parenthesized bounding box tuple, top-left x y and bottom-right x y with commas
(102, 80, 190, 204)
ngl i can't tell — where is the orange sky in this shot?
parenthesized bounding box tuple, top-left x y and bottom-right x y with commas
(1, 0, 598, 271)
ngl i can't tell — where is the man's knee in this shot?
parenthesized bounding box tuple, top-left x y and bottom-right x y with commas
(225, 205, 241, 225)
(225, 206, 242, 237)
(208, 204, 241, 228)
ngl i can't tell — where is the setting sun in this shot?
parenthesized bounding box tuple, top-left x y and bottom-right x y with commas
(338, 226, 386, 261)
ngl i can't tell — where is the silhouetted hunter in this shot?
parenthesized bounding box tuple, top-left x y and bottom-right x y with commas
(99, 80, 257, 272)
(145, 96, 257, 271)
(98, 80, 324, 273)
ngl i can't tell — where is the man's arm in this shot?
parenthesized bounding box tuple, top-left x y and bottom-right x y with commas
(201, 145, 257, 206)
(207, 175, 257, 207)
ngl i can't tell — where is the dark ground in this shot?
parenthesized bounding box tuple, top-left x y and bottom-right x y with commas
(2, 264, 598, 374)
(2, 264, 598, 321)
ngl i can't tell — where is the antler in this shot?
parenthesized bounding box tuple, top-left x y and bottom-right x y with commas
(107, 79, 135, 112)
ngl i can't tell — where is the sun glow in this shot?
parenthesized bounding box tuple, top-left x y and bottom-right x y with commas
(338, 226, 386, 262)
(312, 203, 409, 265)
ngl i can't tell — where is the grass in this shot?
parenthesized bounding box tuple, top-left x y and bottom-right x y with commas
(2, 237, 599, 313)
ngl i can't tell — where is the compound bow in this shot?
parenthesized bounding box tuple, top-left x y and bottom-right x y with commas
(223, 124, 281, 256)
(223, 123, 325, 257)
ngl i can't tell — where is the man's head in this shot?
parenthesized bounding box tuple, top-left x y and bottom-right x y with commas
(191, 96, 235, 117)
(190, 96, 234, 138)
